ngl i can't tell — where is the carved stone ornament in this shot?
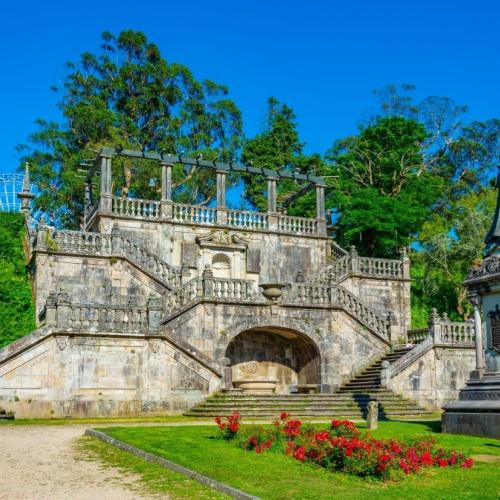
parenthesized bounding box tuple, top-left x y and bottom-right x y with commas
(148, 339, 161, 353)
(55, 336, 70, 351)
(196, 230, 249, 248)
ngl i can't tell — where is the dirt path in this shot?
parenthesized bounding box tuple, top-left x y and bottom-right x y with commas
(0, 424, 157, 500)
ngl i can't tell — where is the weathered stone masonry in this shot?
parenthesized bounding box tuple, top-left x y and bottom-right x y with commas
(0, 148, 474, 417)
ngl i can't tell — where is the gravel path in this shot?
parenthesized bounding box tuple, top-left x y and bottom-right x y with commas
(0, 424, 157, 500)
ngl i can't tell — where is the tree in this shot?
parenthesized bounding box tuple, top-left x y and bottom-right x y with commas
(241, 97, 323, 214)
(18, 30, 243, 227)
(0, 213, 36, 347)
(411, 186, 497, 325)
(326, 116, 444, 256)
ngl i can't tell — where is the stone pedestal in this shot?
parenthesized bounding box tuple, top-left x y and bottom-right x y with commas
(442, 374, 500, 438)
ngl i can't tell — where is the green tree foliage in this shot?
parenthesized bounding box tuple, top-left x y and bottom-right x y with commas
(326, 116, 444, 256)
(19, 30, 243, 227)
(241, 97, 323, 214)
(0, 213, 36, 348)
(411, 187, 497, 326)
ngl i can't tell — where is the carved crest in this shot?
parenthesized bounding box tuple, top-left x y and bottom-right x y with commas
(55, 336, 70, 351)
(196, 230, 249, 247)
(148, 339, 161, 353)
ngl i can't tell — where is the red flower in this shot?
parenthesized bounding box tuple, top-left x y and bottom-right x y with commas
(461, 458, 474, 469)
(280, 411, 290, 420)
(315, 431, 330, 442)
(293, 446, 306, 462)
(284, 419, 302, 437)
(420, 450, 433, 466)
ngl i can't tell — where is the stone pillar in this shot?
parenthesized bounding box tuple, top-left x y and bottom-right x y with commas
(161, 162, 173, 201)
(100, 155, 113, 213)
(160, 162, 173, 220)
(316, 184, 327, 235)
(147, 294, 162, 331)
(55, 292, 72, 329)
(470, 293, 485, 377)
(267, 176, 278, 214)
(202, 264, 215, 298)
(349, 245, 360, 274)
(216, 170, 228, 225)
(367, 401, 379, 430)
(44, 292, 57, 327)
(17, 163, 35, 215)
(429, 308, 442, 343)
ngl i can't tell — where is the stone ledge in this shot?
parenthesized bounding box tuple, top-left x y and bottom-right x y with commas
(85, 429, 260, 500)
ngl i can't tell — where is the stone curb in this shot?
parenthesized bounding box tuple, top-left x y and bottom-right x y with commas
(84, 428, 260, 500)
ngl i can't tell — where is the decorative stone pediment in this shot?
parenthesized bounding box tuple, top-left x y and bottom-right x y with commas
(196, 230, 249, 250)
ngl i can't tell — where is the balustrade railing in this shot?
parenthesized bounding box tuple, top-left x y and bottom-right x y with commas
(227, 209, 268, 230)
(43, 292, 155, 332)
(283, 283, 390, 339)
(38, 228, 181, 289)
(407, 328, 429, 344)
(112, 197, 161, 219)
(278, 214, 317, 235)
(359, 257, 403, 278)
(439, 322, 475, 344)
(172, 203, 217, 225)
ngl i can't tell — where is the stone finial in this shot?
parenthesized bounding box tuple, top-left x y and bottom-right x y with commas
(367, 401, 379, 430)
(442, 312, 450, 322)
(381, 360, 390, 369)
(429, 308, 440, 325)
(349, 245, 358, 258)
(202, 264, 214, 279)
(296, 271, 305, 283)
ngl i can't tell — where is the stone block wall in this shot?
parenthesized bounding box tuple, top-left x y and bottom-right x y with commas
(0, 330, 220, 418)
(386, 346, 475, 410)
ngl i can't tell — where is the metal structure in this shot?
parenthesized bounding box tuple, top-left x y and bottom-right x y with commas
(0, 168, 41, 220)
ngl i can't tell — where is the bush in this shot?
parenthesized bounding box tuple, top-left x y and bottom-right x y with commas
(215, 413, 474, 480)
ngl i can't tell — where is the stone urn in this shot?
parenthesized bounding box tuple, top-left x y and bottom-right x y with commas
(259, 283, 287, 302)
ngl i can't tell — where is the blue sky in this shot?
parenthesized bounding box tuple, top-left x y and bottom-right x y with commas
(1, 0, 499, 173)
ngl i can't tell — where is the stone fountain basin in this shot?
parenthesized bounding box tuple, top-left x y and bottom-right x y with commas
(233, 379, 278, 394)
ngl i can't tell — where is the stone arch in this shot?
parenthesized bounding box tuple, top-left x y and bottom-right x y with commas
(211, 253, 231, 278)
(223, 319, 322, 395)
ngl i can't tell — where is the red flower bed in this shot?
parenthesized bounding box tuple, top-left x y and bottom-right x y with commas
(214, 411, 241, 440)
(214, 412, 474, 480)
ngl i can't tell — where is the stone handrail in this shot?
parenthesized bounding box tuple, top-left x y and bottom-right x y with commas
(107, 196, 322, 236)
(84, 203, 99, 225)
(407, 328, 429, 344)
(35, 227, 181, 289)
(278, 214, 317, 235)
(226, 208, 269, 230)
(112, 197, 161, 219)
(438, 321, 475, 344)
(42, 292, 161, 332)
(164, 275, 257, 318)
(283, 284, 390, 340)
(172, 203, 217, 225)
(382, 312, 476, 384)
(358, 257, 403, 278)
(330, 241, 349, 259)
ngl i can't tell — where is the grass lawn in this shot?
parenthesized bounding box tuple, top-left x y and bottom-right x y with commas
(95, 420, 500, 499)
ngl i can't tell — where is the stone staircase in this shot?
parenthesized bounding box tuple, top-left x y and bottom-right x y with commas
(338, 346, 411, 392)
(185, 347, 435, 419)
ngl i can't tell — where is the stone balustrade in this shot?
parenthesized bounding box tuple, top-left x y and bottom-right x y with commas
(42, 291, 160, 332)
(112, 197, 161, 219)
(407, 328, 429, 344)
(283, 283, 390, 340)
(172, 203, 217, 225)
(164, 274, 256, 316)
(35, 227, 181, 289)
(106, 196, 324, 236)
(226, 208, 268, 230)
(315, 254, 405, 284)
(278, 214, 317, 235)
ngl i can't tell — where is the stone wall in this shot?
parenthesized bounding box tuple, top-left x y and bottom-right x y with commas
(386, 345, 475, 410)
(0, 329, 220, 418)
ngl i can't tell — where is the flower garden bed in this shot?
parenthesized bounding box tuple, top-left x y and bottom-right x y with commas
(216, 412, 473, 480)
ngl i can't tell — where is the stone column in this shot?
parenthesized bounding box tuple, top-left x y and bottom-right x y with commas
(470, 293, 485, 377)
(160, 162, 173, 219)
(216, 170, 228, 224)
(147, 294, 163, 331)
(267, 176, 278, 231)
(429, 308, 442, 343)
(316, 183, 327, 235)
(100, 155, 113, 213)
